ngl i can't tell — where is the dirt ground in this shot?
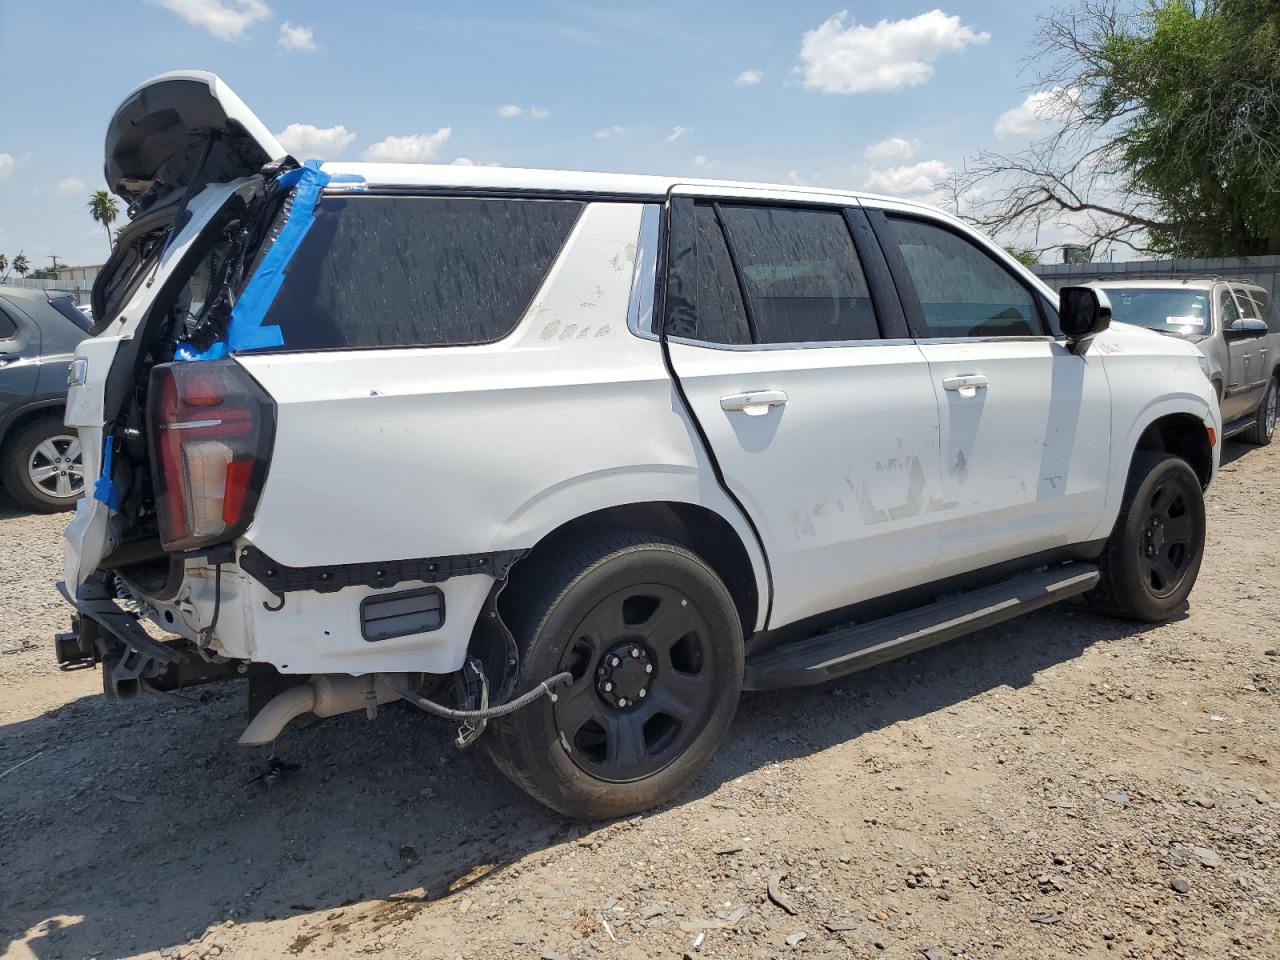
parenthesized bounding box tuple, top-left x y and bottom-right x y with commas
(1, 441, 1276, 960)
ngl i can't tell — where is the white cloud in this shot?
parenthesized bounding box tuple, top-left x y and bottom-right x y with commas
(864, 136, 920, 163)
(361, 128, 453, 162)
(57, 177, 86, 195)
(798, 9, 990, 94)
(498, 104, 550, 120)
(864, 159, 953, 196)
(277, 21, 317, 51)
(451, 157, 476, 166)
(593, 125, 632, 140)
(275, 123, 357, 158)
(0, 153, 15, 183)
(994, 86, 1080, 140)
(153, 0, 270, 41)
(692, 155, 710, 169)
(665, 125, 692, 143)
(735, 69, 763, 86)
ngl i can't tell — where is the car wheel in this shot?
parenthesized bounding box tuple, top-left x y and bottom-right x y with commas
(1, 416, 86, 513)
(1088, 451, 1206, 622)
(486, 534, 743, 819)
(1241, 375, 1277, 446)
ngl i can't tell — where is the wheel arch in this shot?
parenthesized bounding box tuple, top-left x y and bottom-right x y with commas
(0, 399, 67, 452)
(1132, 412, 1214, 489)
(498, 501, 764, 642)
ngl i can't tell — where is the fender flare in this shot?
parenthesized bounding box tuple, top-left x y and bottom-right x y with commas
(0, 397, 67, 448)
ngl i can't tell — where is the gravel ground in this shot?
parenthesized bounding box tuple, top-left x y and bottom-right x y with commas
(1, 440, 1277, 960)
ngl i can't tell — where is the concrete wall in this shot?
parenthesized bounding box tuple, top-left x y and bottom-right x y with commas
(1033, 255, 1280, 300)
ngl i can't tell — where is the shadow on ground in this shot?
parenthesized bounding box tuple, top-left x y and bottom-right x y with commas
(0, 589, 1171, 959)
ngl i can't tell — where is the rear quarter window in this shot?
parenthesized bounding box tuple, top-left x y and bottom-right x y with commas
(0, 303, 17, 340)
(260, 196, 582, 350)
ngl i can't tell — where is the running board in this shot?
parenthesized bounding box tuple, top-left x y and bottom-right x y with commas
(743, 563, 1100, 691)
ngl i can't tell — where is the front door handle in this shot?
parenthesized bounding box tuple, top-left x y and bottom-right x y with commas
(721, 390, 788, 416)
(941, 374, 989, 392)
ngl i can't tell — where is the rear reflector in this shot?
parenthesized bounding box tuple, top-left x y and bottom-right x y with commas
(149, 361, 275, 552)
(360, 588, 445, 641)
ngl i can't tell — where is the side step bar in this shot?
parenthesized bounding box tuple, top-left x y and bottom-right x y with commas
(743, 563, 1100, 691)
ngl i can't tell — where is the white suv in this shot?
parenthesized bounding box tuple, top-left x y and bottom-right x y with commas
(58, 73, 1220, 818)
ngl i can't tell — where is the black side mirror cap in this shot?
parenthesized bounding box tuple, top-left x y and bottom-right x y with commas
(1059, 286, 1112, 355)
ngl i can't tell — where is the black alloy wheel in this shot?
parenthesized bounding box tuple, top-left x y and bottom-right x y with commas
(553, 583, 716, 783)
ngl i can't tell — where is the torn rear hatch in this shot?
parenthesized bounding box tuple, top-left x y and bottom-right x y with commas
(105, 70, 284, 213)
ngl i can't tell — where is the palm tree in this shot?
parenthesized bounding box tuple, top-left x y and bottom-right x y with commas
(0, 254, 7, 280)
(12, 253, 29, 278)
(88, 190, 119, 253)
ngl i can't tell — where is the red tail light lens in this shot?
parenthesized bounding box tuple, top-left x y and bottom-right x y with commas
(148, 361, 276, 551)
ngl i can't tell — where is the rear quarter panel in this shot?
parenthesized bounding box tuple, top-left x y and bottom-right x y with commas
(237, 201, 770, 637)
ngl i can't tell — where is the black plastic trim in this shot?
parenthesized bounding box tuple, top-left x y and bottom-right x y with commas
(844, 207, 910, 340)
(238, 545, 526, 596)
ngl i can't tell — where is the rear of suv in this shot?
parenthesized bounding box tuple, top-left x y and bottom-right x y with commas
(58, 72, 1220, 818)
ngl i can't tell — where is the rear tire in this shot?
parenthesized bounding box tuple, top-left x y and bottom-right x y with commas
(486, 534, 743, 819)
(1, 416, 85, 513)
(1241, 375, 1277, 446)
(1088, 451, 1205, 622)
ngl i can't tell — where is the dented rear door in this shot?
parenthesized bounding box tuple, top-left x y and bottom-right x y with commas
(662, 190, 943, 630)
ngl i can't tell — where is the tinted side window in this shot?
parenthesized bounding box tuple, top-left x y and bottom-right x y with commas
(691, 205, 750, 344)
(1219, 288, 1241, 327)
(886, 216, 1042, 338)
(0, 304, 16, 340)
(1232, 287, 1261, 320)
(1255, 289, 1280, 333)
(262, 196, 582, 350)
(718, 205, 878, 343)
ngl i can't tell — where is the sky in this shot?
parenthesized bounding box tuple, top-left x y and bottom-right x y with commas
(0, 0, 1070, 268)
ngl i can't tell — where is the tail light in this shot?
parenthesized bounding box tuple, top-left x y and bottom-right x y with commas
(148, 361, 275, 551)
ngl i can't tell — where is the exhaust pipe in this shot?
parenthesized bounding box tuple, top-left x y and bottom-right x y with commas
(238, 675, 402, 746)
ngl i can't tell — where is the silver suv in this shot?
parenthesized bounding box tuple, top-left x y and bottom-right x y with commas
(1086, 277, 1279, 445)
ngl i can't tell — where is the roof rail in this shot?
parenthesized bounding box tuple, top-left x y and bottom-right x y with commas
(1090, 273, 1258, 284)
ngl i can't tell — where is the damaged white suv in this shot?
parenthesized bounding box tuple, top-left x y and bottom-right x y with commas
(58, 72, 1220, 818)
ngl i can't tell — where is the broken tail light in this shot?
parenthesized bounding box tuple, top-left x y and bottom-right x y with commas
(148, 361, 276, 551)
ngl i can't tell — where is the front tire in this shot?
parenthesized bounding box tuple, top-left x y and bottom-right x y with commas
(486, 534, 743, 819)
(1241, 375, 1277, 446)
(1089, 452, 1206, 622)
(1, 416, 85, 513)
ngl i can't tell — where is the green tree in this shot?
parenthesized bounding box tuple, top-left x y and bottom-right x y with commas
(12, 253, 29, 278)
(1004, 246, 1042, 266)
(88, 189, 120, 253)
(960, 0, 1280, 257)
(28, 266, 57, 280)
(0, 254, 7, 279)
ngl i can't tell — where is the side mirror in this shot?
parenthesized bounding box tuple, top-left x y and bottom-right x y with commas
(1224, 317, 1268, 340)
(1059, 286, 1112, 355)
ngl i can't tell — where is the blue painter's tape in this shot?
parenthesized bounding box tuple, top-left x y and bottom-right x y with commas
(177, 160, 336, 361)
(93, 435, 121, 510)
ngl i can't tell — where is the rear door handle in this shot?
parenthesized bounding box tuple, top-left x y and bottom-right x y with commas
(941, 374, 989, 392)
(720, 390, 788, 416)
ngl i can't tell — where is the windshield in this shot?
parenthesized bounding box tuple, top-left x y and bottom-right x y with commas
(1098, 287, 1210, 336)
